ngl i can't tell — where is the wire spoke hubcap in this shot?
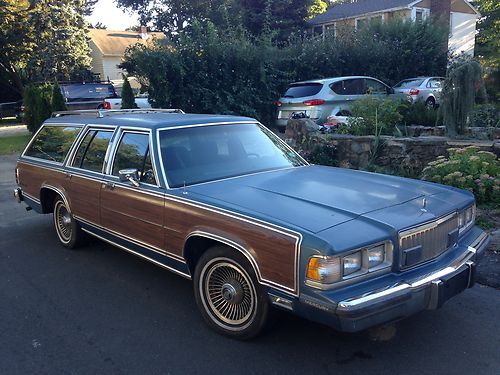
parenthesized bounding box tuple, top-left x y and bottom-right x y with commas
(203, 260, 256, 326)
(56, 203, 72, 241)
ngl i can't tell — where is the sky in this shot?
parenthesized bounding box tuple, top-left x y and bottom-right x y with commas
(86, 0, 139, 31)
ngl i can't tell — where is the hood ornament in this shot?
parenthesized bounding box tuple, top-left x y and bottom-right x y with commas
(420, 197, 427, 213)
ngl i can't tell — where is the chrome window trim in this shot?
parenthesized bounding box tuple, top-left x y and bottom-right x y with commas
(21, 123, 85, 165)
(106, 128, 160, 187)
(155, 121, 308, 190)
(68, 125, 116, 174)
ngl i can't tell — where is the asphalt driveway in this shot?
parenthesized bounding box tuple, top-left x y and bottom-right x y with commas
(1, 153, 499, 374)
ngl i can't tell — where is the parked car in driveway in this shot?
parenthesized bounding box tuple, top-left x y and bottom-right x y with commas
(0, 100, 23, 119)
(14, 109, 489, 339)
(60, 82, 118, 110)
(276, 76, 401, 130)
(102, 96, 152, 110)
(393, 77, 444, 109)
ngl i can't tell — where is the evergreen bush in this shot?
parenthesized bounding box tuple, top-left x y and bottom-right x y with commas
(121, 75, 137, 109)
(24, 83, 53, 133)
(51, 81, 67, 112)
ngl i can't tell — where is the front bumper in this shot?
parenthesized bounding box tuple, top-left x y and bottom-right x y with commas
(294, 229, 489, 332)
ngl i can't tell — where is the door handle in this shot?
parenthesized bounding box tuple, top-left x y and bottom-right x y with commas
(64, 172, 72, 179)
(102, 181, 115, 189)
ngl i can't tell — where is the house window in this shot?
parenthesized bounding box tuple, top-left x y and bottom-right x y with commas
(325, 23, 336, 37)
(355, 14, 383, 30)
(411, 7, 429, 22)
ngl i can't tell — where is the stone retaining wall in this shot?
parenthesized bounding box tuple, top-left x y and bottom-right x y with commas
(285, 119, 500, 175)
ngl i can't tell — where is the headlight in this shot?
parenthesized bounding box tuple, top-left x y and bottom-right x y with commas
(306, 242, 393, 286)
(458, 204, 476, 234)
(343, 252, 362, 276)
(368, 244, 385, 268)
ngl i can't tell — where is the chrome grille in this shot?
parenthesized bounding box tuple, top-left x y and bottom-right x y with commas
(399, 213, 459, 269)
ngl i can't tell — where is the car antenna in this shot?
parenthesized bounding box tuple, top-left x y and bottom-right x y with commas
(183, 181, 188, 195)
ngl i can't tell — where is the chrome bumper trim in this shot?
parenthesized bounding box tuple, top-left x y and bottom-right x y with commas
(336, 232, 489, 313)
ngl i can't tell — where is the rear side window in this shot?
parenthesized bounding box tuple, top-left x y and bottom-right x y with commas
(427, 78, 443, 88)
(394, 79, 424, 88)
(330, 79, 365, 95)
(112, 132, 157, 185)
(283, 83, 323, 98)
(72, 130, 113, 173)
(24, 126, 81, 163)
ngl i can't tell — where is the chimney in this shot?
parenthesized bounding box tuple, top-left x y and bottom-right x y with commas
(430, 0, 451, 31)
(139, 25, 148, 40)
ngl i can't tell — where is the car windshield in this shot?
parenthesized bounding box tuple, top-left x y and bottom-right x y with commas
(394, 79, 425, 88)
(283, 83, 323, 98)
(159, 123, 306, 188)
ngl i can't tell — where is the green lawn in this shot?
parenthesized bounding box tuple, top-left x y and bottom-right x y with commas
(0, 134, 31, 155)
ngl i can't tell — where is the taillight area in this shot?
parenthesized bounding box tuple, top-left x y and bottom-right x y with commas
(104, 100, 111, 110)
(409, 88, 420, 96)
(303, 99, 325, 106)
(15, 167, 19, 185)
(276, 101, 283, 107)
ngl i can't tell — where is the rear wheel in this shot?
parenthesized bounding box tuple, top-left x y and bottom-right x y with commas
(194, 246, 269, 339)
(53, 197, 85, 249)
(425, 97, 436, 109)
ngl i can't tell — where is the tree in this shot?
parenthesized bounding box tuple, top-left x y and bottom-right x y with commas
(0, 0, 34, 95)
(308, 0, 328, 19)
(27, 0, 93, 82)
(474, 0, 499, 68)
(121, 75, 137, 109)
(51, 81, 67, 112)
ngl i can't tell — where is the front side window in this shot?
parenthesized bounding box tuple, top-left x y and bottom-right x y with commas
(72, 130, 113, 173)
(112, 132, 157, 185)
(159, 123, 306, 188)
(365, 79, 388, 94)
(24, 125, 81, 163)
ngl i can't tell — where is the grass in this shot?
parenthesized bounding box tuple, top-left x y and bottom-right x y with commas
(0, 134, 31, 155)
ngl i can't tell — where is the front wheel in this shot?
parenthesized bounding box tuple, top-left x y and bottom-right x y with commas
(53, 197, 85, 249)
(194, 246, 269, 339)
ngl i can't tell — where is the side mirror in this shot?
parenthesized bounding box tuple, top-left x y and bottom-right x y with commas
(119, 168, 140, 187)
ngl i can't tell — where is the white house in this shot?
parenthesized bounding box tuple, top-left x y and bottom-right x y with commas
(309, 0, 480, 56)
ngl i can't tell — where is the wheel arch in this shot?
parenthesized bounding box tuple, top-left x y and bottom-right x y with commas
(183, 231, 262, 284)
(40, 184, 71, 214)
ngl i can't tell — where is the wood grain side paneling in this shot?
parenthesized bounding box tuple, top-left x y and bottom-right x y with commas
(164, 197, 298, 292)
(67, 175, 102, 224)
(17, 162, 68, 201)
(100, 185, 165, 250)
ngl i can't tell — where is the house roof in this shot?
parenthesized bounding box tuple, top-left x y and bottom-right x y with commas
(309, 0, 415, 25)
(89, 29, 164, 57)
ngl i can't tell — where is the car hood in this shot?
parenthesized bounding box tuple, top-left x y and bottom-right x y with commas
(186, 166, 469, 233)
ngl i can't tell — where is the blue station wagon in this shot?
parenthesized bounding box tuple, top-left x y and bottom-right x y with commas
(14, 109, 489, 339)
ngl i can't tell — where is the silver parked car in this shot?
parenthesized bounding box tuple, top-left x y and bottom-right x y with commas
(276, 76, 397, 129)
(393, 77, 444, 109)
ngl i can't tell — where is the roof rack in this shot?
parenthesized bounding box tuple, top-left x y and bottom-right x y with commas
(51, 108, 185, 118)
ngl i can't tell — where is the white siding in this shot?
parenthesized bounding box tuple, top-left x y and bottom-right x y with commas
(448, 12, 477, 57)
(102, 57, 125, 82)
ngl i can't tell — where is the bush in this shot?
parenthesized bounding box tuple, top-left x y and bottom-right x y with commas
(421, 146, 499, 205)
(468, 104, 499, 128)
(399, 100, 441, 127)
(24, 83, 53, 133)
(121, 74, 138, 109)
(51, 81, 67, 112)
(338, 96, 403, 136)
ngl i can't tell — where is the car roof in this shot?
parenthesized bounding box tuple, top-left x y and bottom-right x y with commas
(45, 113, 257, 130)
(290, 76, 379, 85)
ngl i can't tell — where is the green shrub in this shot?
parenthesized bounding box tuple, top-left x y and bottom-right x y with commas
(24, 83, 53, 133)
(341, 96, 403, 136)
(468, 104, 499, 128)
(51, 81, 67, 112)
(399, 100, 441, 127)
(421, 146, 499, 205)
(121, 74, 138, 109)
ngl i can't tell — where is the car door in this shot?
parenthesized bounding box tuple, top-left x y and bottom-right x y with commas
(99, 129, 165, 251)
(65, 126, 115, 225)
(329, 78, 365, 114)
(364, 78, 391, 98)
